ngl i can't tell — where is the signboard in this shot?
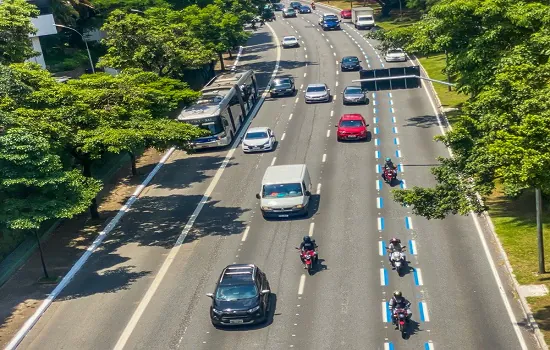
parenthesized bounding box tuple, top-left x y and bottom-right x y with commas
(359, 66, 421, 91)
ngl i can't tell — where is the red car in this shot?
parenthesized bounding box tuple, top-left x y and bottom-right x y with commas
(340, 9, 352, 19)
(336, 114, 369, 141)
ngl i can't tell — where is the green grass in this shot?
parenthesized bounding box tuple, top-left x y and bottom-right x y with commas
(487, 185, 550, 342)
(417, 55, 468, 109)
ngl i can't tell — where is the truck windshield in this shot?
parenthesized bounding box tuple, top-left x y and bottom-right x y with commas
(358, 15, 373, 20)
(263, 183, 303, 198)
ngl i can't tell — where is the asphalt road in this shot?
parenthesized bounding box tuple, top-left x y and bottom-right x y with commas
(15, 3, 540, 350)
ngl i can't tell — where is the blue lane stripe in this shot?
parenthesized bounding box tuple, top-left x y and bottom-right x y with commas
(393, 138, 399, 145)
(385, 302, 391, 322)
(405, 216, 412, 229)
(379, 197, 383, 208)
(382, 240, 387, 255)
(373, 107, 378, 114)
(419, 302, 426, 322)
(413, 269, 420, 286)
(374, 127, 379, 134)
(392, 127, 397, 133)
(400, 180, 406, 189)
(383, 268, 389, 285)
(373, 117, 378, 124)
(375, 138, 380, 146)
(388, 342, 395, 350)
(424, 343, 431, 350)
(377, 180, 382, 190)
(397, 164, 403, 172)
(408, 239, 415, 254)
(395, 150, 400, 158)
(376, 164, 382, 173)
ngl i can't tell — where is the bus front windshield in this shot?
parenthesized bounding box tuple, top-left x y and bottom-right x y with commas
(188, 117, 225, 136)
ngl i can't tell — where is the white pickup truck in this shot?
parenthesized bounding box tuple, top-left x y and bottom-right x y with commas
(351, 7, 375, 29)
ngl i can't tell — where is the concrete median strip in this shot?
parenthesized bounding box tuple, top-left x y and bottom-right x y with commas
(6, 24, 282, 350)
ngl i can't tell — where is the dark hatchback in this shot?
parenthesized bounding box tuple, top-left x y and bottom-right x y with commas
(341, 56, 361, 71)
(290, 1, 302, 9)
(207, 264, 271, 327)
(273, 3, 284, 10)
(270, 77, 296, 97)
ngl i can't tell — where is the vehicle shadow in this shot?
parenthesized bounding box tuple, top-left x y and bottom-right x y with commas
(262, 194, 321, 221)
(395, 263, 413, 277)
(311, 258, 328, 276)
(216, 293, 278, 331)
(403, 319, 421, 339)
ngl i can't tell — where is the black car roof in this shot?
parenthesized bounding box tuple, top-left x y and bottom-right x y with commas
(219, 264, 256, 285)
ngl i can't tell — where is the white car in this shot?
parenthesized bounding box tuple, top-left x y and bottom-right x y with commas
(282, 36, 299, 48)
(242, 127, 276, 153)
(385, 48, 407, 62)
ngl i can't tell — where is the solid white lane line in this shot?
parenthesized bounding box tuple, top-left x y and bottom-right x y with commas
(241, 226, 250, 242)
(322, 154, 327, 162)
(271, 157, 277, 166)
(326, 129, 330, 137)
(281, 132, 286, 141)
(309, 222, 315, 236)
(107, 24, 284, 350)
(298, 274, 306, 295)
(316, 183, 322, 195)
(289, 113, 293, 120)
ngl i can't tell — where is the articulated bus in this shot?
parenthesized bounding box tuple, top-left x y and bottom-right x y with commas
(177, 70, 259, 149)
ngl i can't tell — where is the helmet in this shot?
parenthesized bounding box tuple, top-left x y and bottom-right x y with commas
(385, 157, 391, 162)
(390, 238, 400, 244)
(393, 290, 402, 298)
(303, 236, 311, 243)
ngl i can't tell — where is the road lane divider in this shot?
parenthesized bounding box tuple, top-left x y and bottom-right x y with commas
(390, 107, 395, 114)
(380, 268, 389, 286)
(375, 150, 380, 159)
(373, 100, 377, 106)
(389, 100, 394, 105)
(376, 180, 382, 191)
(419, 301, 430, 322)
(316, 183, 321, 195)
(400, 180, 407, 189)
(408, 239, 417, 255)
(241, 226, 250, 242)
(330, 110, 334, 117)
(326, 129, 330, 138)
(393, 137, 399, 145)
(375, 138, 380, 146)
(382, 302, 391, 322)
(108, 23, 284, 350)
(405, 216, 413, 229)
(377, 197, 383, 209)
(271, 157, 277, 166)
(413, 268, 424, 286)
(281, 132, 286, 141)
(391, 116, 396, 123)
(378, 217, 385, 231)
(373, 117, 378, 124)
(298, 274, 306, 295)
(395, 150, 402, 158)
(374, 127, 379, 135)
(376, 164, 381, 174)
(392, 126, 398, 134)
(384, 342, 395, 350)
(289, 113, 293, 120)
(398, 163, 404, 172)
(425, 341, 435, 350)
(379, 241, 386, 256)
(308, 222, 315, 237)
(373, 107, 378, 114)
(322, 153, 326, 162)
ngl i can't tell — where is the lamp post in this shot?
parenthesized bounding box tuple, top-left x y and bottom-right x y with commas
(53, 24, 95, 73)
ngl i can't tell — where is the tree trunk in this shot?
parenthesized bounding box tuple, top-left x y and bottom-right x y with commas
(228, 49, 233, 59)
(129, 151, 137, 176)
(35, 229, 50, 279)
(218, 52, 226, 71)
(82, 160, 100, 219)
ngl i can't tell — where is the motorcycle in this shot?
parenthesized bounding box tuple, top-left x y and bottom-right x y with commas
(296, 247, 318, 275)
(387, 247, 407, 275)
(393, 308, 409, 335)
(382, 167, 397, 184)
(311, 3, 316, 10)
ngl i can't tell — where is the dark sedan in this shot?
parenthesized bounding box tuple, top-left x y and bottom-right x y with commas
(342, 86, 368, 105)
(340, 56, 361, 71)
(273, 3, 284, 11)
(270, 77, 296, 97)
(299, 5, 311, 13)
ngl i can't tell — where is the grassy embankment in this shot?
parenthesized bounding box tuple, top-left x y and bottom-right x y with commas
(318, 0, 550, 342)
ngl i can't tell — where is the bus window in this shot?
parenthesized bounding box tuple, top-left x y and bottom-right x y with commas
(222, 108, 235, 132)
(230, 94, 244, 124)
(189, 117, 224, 136)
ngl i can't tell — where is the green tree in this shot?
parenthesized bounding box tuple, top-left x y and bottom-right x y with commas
(98, 8, 215, 78)
(0, 127, 102, 278)
(0, 0, 40, 64)
(183, 4, 249, 70)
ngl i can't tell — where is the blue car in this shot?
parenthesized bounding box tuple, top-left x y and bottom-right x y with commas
(321, 17, 341, 30)
(299, 5, 311, 13)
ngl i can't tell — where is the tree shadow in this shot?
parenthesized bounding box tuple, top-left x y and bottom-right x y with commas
(402, 115, 440, 129)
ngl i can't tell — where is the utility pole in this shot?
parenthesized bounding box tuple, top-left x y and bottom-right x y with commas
(536, 188, 546, 274)
(445, 50, 451, 92)
(34, 230, 50, 279)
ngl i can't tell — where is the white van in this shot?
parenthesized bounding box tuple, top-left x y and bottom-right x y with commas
(255, 164, 312, 218)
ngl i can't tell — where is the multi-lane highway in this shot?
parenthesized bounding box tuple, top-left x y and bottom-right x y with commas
(13, 2, 540, 350)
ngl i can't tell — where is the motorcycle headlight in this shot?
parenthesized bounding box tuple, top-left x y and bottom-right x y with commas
(248, 305, 260, 313)
(212, 308, 223, 315)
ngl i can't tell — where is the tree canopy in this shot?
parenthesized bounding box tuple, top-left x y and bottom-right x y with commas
(373, 0, 550, 219)
(0, 0, 39, 64)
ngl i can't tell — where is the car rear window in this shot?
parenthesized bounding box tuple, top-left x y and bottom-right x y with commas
(263, 183, 303, 198)
(284, 37, 296, 41)
(340, 120, 363, 127)
(388, 49, 403, 54)
(343, 57, 359, 63)
(216, 285, 257, 301)
(307, 86, 326, 92)
(345, 87, 362, 94)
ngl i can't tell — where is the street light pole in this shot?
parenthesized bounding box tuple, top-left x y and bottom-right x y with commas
(53, 24, 95, 73)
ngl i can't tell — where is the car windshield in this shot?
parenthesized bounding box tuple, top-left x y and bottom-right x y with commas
(216, 284, 257, 301)
(325, 18, 338, 23)
(263, 183, 303, 198)
(343, 57, 359, 63)
(307, 86, 326, 92)
(245, 131, 268, 139)
(388, 49, 403, 54)
(345, 87, 362, 94)
(274, 81, 291, 88)
(340, 120, 364, 127)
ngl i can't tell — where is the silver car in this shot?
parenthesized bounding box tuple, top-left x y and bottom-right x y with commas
(242, 127, 276, 153)
(342, 86, 368, 105)
(385, 48, 407, 62)
(282, 36, 299, 48)
(304, 83, 330, 103)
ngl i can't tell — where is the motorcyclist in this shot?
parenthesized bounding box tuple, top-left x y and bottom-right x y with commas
(389, 291, 412, 327)
(382, 157, 397, 181)
(387, 238, 403, 267)
(311, 1, 316, 10)
(299, 236, 318, 266)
